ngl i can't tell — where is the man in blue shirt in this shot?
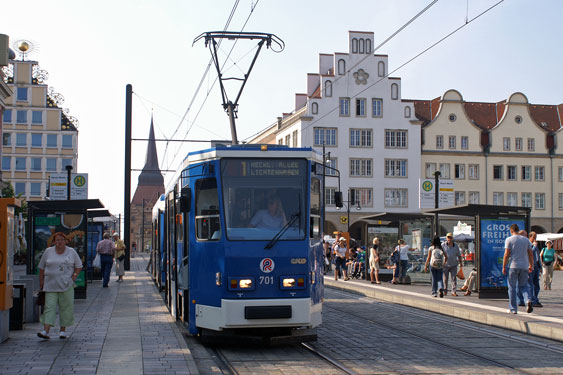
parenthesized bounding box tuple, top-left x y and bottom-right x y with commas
(502, 224, 534, 314)
(517, 231, 543, 307)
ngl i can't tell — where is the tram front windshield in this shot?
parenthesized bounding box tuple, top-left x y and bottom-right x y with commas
(221, 158, 307, 241)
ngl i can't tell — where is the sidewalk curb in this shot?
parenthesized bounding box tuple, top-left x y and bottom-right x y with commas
(325, 278, 563, 343)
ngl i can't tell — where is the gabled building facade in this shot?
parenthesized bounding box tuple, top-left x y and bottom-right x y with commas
(417, 90, 563, 233)
(1, 56, 78, 201)
(250, 31, 421, 240)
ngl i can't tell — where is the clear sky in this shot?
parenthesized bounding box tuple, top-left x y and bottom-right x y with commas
(3, 0, 562, 220)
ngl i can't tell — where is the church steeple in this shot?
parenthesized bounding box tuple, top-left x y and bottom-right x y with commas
(137, 116, 164, 186)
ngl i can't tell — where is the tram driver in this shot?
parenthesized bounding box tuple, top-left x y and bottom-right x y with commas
(249, 194, 287, 229)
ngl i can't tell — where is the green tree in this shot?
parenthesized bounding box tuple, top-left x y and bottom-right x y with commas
(2, 182, 27, 217)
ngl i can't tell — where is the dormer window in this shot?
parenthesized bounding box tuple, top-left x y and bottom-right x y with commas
(378, 61, 385, 77)
(324, 80, 332, 97)
(352, 38, 358, 53)
(359, 39, 365, 53)
(391, 83, 398, 100)
(366, 39, 372, 54)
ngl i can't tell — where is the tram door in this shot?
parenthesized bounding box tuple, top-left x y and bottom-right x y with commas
(166, 190, 177, 318)
(176, 190, 190, 324)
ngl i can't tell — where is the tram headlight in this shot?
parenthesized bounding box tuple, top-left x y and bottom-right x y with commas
(282, 278, 296, 288)
(280, 275, 306, 290)
(239, 279, 253, 289)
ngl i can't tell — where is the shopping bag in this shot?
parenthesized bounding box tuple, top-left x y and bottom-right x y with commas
(93, 253, 101, 269)
(457, 267, 465, 280)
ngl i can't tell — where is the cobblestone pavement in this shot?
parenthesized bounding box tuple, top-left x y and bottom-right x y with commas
(0, 256, 198, 375)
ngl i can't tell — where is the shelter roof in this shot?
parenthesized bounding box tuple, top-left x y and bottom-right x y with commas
(425, 204, 530, 217)
(28, 199, 104, 211)
(361, 212, 432, 223)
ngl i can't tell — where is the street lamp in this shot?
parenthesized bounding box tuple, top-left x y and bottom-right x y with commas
(336, 190, 361, 232)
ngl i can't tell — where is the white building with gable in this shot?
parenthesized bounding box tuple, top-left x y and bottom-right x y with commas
(250, 31, 422, 242)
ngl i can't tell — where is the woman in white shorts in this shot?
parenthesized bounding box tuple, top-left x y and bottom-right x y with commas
(370, 237, 381, 284)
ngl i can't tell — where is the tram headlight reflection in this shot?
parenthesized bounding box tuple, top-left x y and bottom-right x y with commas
(239, 279, 253, 289)
(282, 278, 296, 287)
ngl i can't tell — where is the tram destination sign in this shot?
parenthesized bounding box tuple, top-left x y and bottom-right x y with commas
(49, 173, 88, 200)
(246, 160, 302, 177)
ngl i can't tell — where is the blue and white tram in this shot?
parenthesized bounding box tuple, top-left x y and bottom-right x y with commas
(151, 195, 166, 292)
(157, 144, 325, 341)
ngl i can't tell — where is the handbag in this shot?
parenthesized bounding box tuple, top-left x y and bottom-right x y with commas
(36, 291, 45, 306)
(457, 267, 465, 280)
(118, 254, 125, 262)
(93, 253, 101, 269)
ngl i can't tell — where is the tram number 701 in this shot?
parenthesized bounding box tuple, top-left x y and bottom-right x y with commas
(259, 276, 274, 285)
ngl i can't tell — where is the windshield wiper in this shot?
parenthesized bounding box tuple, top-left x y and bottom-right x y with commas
(264, 212, 301, 250)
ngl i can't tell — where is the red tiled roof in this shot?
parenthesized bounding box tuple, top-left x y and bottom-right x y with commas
(413, 100, 432, 124)
(463, 102, 498, 129)
(529, 104, 562, 132)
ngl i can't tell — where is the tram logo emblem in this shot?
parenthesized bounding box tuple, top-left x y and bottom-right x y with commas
(260, 258, 275, 273)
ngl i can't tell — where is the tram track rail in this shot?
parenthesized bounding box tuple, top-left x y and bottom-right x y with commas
(301, 342, 357, 375)
(327, 288, 563, 375)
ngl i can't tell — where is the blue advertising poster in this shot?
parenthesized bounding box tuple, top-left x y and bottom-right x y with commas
(480, 218, 525, 288)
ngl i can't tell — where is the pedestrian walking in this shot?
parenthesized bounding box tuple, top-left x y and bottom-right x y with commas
(333, 237, 349, 281)
(370, 237, 381, 284)
(442, 233, 463, 296)
(541, 240, 556, 290)
(425, 236, 448, 297)
(502, 223, 534, 314)
(323, 241, 332, 274)
(37, 232, 82, 339)
(517, 231, 543, 307)
(397, 239, 410, 283)
(113, 233, 126, 282)
(96, 233, 115, 287)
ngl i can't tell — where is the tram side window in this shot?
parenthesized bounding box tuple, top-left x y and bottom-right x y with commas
(196, 178, 221, 241)
(310, 177, 321, 239)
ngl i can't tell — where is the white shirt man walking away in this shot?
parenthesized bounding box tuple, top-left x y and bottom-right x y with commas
(502, 224, 534, 314)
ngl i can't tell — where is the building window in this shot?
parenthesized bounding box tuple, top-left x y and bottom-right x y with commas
(32, 111, 42, 124)
(385, 159, 407, 177)
(356, 98, 366, 117)
(455, 191, 465, 205)
(62, 159, 72, 169)
(31, 133, 42, 147)
(285, 134, 290, 146)
(515, 137, 523, 151)
(325, 187, 336, 206)
(16, 133, 27, 147)
(30, 183, 41, 197)
(384, 188, 407, 207)
(2, 157, 10, 171)
(31, 158, 42, 171)
(324, 158, 338, 176)
(449, 114, 457, 122)
(46, 158, 57, 172)
(439, 163, 450, 179)
(47, 134, 57, 148)
(522, 192, 532, 208)
(493, 192, 504, 205)
(534, 166, 544, 181)
(378, 61, 385, 77)
(2, 109, 12, 123)
(16, 87, 28, 101)
(468, 164, 479, 180)
(277, 138, 283, 145)
(15, 183, 25, 195)
(521, 166, 531, 181)
(311, 102, 318, 114)
(404, 106, 411, 118)
(469, 191, 480, 204)
(493, 165, 503, 180)
(436, 135, 443, 149)
(515, 115, 523, 124)
(448, 136, 456, 149)
(425, 163, 436, 178)
(559, 193, 563, 210)
(559, 167, 563, 181)
(385, 130, 407, 148)
(351, 188, 373, 207)
(338, 59, 346, 75)
(3, 133, 11, 146)
(352, 38, 358, 53)
(292, 130, 298, 147)
(527, 138, 535, 151)
(503, 137, 510, 151)
(366, 39, 371, 53)
(15, 157, 26, 171)
(313, 127, 337, 146)
(16, 110, 27, 124)
(324, 80, 332, 97)
(391, 83, 398, 100)
(507, 166, 517, 181)
(350, 129, 372, 147)
(507, 192, 518, 206)
(350, 158, 372, 177)
(63, 134, 73, 148)
(535, 193, 545, 210)
(372, 98, 382, 117)
(339, 98, 350, 116)
(461, 136, 468, 150)
(454, 164, 465, 179)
